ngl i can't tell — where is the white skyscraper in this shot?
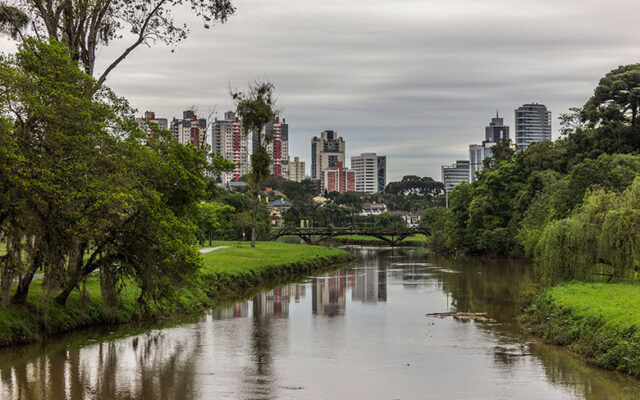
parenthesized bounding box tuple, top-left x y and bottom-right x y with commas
(515, 103, 552, 151)
(351, 152, 385, 194)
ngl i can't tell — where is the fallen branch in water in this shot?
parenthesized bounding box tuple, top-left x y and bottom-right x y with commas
(425, 312, 493, 322)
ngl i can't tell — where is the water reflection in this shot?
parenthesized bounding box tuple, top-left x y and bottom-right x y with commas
(1, 247, 640, 399)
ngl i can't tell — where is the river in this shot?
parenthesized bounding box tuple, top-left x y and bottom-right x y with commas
(1, 246, 639, 399)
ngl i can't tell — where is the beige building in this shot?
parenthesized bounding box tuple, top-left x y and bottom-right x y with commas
(288, 156, 306, 182)
(311, 130, 345, 190)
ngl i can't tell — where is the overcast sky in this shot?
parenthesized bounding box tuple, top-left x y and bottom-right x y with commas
(5, 0, 640, 181)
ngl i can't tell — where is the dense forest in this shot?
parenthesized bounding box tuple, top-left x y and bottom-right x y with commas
(421, 64, 640, 285)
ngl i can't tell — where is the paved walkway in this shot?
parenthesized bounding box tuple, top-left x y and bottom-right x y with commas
(198, 246, 230, 254)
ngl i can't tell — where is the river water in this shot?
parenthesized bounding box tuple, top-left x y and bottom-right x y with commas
(1, 246, 639, 399)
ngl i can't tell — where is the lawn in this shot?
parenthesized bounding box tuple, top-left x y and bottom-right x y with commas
(200, 241, 351, 275)
(522, 282, 640, 377)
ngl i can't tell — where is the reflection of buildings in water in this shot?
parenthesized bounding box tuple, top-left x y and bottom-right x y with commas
(312, 271, 347, 316)
(352, 258, 387, 303)
(214, 285, 299, 320)
(293, 284, 306, 303)
(253, 286, 292, 318)
(213, 301, 250, 319)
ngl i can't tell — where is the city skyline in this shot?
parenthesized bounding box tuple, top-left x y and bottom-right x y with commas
(4, 0, 639, 181)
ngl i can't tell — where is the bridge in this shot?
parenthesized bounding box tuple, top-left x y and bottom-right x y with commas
(264, 226, 429, 247)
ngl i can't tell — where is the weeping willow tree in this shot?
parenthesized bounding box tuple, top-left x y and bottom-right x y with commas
(534, 177, 640, 285)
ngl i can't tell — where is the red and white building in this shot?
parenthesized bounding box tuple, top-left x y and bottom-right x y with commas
(323, 161, 356, 194)
(171, 110, 207, 147)
(212, 111, 249, 184)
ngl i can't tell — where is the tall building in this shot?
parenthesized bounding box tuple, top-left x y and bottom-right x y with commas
(469, 112, 510, 182)
(311, 130, 346, 190)
(515, 103, 551, 151)
(351, 153, 386, 194)
(262, 117, 289, 179)
(288, 156, 306, 182)
(136, 111, 168, 137)
(442, 160, 470, 193)
(323, 161, 355, 194)
(211, 111, 248, 183)
(485, 111, 510, 143)
(171, 110, 207, 147)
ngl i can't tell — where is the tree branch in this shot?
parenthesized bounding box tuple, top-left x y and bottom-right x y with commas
(96, 0, 168, 86)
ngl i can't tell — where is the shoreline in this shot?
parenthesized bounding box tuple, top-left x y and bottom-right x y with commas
(0, 242, 355, 347)
(521, 282, 640, 378)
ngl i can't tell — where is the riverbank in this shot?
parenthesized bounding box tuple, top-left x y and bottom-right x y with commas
(330, 234, 428, 247)
(522, 282, 640, 378)
(0, 242, 354, 347)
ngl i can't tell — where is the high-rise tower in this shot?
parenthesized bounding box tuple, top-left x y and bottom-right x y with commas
(515, 103, 551, 151)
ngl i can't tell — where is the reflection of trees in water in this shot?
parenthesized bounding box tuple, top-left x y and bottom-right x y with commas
(434, 256, 535, 323)
(529, 342, 640, 400)
(0, 330, 201, 400)
(238, 297, 276, 399)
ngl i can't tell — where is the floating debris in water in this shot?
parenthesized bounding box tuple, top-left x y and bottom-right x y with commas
(425, 312, 493, 322)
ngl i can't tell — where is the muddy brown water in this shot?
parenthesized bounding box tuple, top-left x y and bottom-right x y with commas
(1, 246, 639, 399)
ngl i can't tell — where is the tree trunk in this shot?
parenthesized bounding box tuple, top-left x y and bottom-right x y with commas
(54, 283, 75, 305)
(12, 257, 41, 305)
(100, 266, 119, 322)
(251, 195, 258, 248)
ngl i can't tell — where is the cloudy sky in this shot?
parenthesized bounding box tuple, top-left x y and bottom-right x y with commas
(5, 0, 640, 181)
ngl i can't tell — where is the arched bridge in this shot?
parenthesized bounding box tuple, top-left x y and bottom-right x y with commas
(264, 226, 430, 247)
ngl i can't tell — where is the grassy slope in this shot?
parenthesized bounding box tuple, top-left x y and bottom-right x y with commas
(522, 282, 640, 377)
(0, 242, 354, 346)
(331, 234, 428, 246)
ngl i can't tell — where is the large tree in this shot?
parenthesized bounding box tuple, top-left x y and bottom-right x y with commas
(0, 0, 235, 84)
(232, 82, 277, 248)
(583, 64, 640, 129)
(0, 39, 208, 316)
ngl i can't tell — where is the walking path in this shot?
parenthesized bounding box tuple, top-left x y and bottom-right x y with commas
(198, 246, 230, 254)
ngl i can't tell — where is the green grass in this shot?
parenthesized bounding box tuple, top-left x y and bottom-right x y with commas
(522, 282, 640, 377)
(200, 241, 351, 275)
(0, 241, 354, 346)
(331, 234, 428, 246)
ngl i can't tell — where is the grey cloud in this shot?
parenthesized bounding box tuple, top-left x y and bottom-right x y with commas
(3, 0, 639, 181)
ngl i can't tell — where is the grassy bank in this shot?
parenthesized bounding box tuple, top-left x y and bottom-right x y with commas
(522, 282, 640, 377)
(331, 234, 428, 247)
(0, 242, 354, 346)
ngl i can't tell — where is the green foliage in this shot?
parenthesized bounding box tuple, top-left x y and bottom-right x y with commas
(197, 201, 237, 242)
(0, 39, 209, 316)
(374, 212, 406, 229)
(231, 81, 277, 247)
(534, 177, 640, 285)
(383, 175, 444, 211)
(522, 282, 640, 377)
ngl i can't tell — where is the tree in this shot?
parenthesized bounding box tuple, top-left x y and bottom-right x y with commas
(0, 0, 235, 84)
(583, 64, 640, 129)
(0, 39, 208, 317)
(482, 139, 515, 170)
(374, 212, 406, 229)
(385, 175, 443, 197)
(232, 82, 277, 248)
(198, 201, 235, 245)
(383, 175, 444, 211)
